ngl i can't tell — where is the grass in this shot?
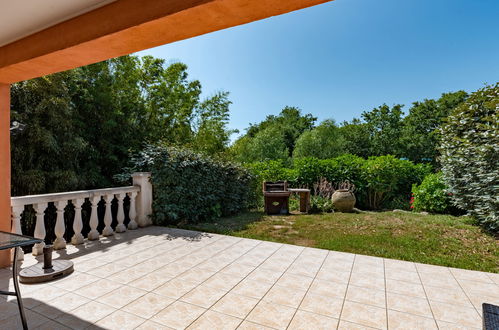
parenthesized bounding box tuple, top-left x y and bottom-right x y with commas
(182, 210, 499, 273)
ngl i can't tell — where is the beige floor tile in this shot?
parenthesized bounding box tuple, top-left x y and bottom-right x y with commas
(176, 268, 216, 284)
(436, 319, 481, 329)
(384, 269, 421, 284)
(151, 301, 206, 329)
(76, 278, 122, 299)
(231, 279, 273, 299)
(95, 310, 147, 330)
(387, 310, 437, 329)
(221, 263, 256, 277)
(69, 301, 116, 324)
(136, 320, 175, 330)
(429, 300, 482, 328)
(202, 272, 244, 291)
(467, 292, 499, 314)
(21, 286, 70, 309)
(2, 309, 51, 329)
(424, 285, 473, 307)
(157, 261, 195, 277)
(316, 268, 351, 284)
(337, 320, 377, 329)
(419, 273, 461, 290)
(128, 271, 172, 291)
(246, 268, 283, 283)
(180, 284, 227, 308)
(276, 273, 314, 291)
(450, 268, 495, 283)
(387, 292, 432, 317)
(97, 285, 147, 308)
(299, 292, 343, 318)
(340, 300, 387, 329)
(352, 264, 384, 276)
(211, 292, 259, 318)
(237, 321, 274, 330)
(415, 263, 451, 275)
(458, 279, 499, 298)
(385, 279, 426, 298)
(309, 278, 348, 298)
(320, 261, 353, 273)
(346, 285, 385, 308)
(288, 310, 339, 330)
(32, 292, 91, 319)
(155, 279, 199, 299)
(35, 319, 72, 330)
(187, 310, 242, 330)
(246, 300, 296, 330)
(85, 262, 128, 277)
(0, 300, 22, 321)
(52, 273, 100, 291)
(383, 259, 416, 273)
(262, 285, 307, 308)
(349, 272, 385, 291)
(122, 292, 175, 319)
(287, 262, 322, 277)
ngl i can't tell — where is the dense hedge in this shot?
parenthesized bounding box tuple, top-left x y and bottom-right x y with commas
(248, 155, 431, 210)
(411, 172, 459, 214)
(120, 145, 254, 225)
(439, 83, 499, 232)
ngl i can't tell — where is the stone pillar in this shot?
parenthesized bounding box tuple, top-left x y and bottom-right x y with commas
(0, 84, 10, 267)
(132, 172, 152, 227)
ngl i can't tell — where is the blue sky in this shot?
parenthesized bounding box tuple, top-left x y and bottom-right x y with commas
(138, 0, 499, 139)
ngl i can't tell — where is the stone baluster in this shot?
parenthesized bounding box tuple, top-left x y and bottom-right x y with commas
(115, 193, 126, 233)
(132, 172, 153, 227)
(102, 194, 114, 236)
(87, 196, 100, 240)
(128, 191, 138, 230)
(53, 200, 67, 250)
(71, 198, 85, 245)
(11, 205, 24, 260)
(32, 203, 47, 256)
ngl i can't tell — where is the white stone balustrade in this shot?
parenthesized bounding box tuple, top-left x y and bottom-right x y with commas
(10, 173, 152, 258)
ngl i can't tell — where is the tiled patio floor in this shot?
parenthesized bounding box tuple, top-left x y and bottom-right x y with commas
(1, 226, 497, 329)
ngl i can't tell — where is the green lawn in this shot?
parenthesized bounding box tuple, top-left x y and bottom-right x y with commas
(182, 211, 499, 273)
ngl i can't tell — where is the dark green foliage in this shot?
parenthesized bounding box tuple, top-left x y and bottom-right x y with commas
(402, 91, 468, 165)
(411, 173, 459, 214)
(11, 55, 235, 196)
(120, 145, 254, 225)
(249, 155, 429, 211)
(309, 196, 335, 214)
(439, 83, 499, 232)
(293, 120, 346, 159)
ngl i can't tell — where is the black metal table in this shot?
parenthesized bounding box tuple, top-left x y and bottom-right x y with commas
(0, 231, 42, 330)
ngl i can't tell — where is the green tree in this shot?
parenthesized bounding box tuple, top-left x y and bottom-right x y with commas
(293, 119, 346, 159)
(402, 91, 467, 164)
(439, 83, 499, 231)
(245, 106, 316, 155)
(235, 126, 289, 163)
(338, 119, 371, 158)
(362, 104, 404, 157)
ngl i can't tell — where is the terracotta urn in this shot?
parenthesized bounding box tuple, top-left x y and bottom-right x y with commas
(331, 189, 356, 212)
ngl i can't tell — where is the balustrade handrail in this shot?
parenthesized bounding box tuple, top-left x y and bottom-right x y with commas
(11, 186, 140, 206)
(10, 172, 153, 261)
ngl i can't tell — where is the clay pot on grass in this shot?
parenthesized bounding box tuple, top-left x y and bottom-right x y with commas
(331, 189, 356, 212)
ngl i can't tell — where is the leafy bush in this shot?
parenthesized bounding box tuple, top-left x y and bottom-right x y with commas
(360, 155, 431, 210)
(249, 154, 429, 211)
(309, 196, 335, 213)
(411, 173, 457, 214)
(120, 145, 254, 225)
(439, 83, 499, 232)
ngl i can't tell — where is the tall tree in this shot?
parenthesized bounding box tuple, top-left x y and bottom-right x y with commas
(401, 91, 468, 164)
(362, 104, 404, 157)
(293, 119, 346, 159)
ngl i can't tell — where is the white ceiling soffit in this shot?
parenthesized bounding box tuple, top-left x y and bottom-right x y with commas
(0, 0, 117, 47)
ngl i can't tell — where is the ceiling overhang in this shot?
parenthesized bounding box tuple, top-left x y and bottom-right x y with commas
(0, 0, 332, 84)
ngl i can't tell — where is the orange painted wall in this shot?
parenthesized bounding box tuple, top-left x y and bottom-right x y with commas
(0, 84, 10, 267)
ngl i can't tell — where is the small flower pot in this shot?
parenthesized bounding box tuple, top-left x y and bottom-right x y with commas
(331, 189, 356, 213)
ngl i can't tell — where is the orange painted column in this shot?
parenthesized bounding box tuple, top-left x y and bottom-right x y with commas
(0, 84, 11, 267)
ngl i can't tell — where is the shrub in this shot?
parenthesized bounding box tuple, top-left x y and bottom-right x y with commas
(320, 154, 366, 191)
(119, 145, 254, 225)
(439, 83, 499, 232)
(293, 157, 323, 187)
(411, 173, 457, 214)
(361, 155, 430, 210)
(309, 196, 335, 213)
